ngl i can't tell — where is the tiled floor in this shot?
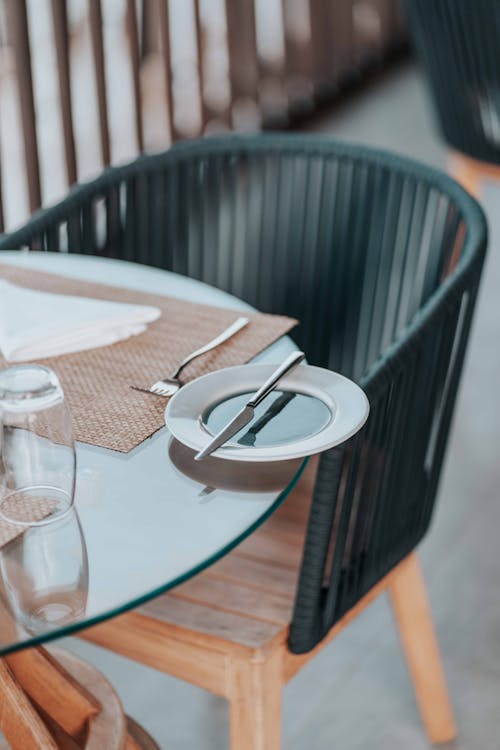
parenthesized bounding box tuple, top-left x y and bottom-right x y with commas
(53, 62, 500, 747)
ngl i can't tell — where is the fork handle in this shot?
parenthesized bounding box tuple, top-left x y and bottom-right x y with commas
(171, 317, 249, 379)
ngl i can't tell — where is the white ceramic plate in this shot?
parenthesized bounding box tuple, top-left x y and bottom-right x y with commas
(165, 364, 369, 462)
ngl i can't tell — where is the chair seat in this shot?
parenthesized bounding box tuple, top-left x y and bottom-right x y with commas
(80, 456, 457, 749)
(135, 460, 317, 652)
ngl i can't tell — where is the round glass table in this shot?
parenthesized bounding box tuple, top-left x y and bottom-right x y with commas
(0, 252, 305, 749)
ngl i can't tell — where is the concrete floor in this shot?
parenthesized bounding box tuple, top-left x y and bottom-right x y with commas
(63, 62, 500, 748)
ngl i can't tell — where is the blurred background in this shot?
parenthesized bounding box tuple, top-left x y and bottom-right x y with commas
(1, 1, 499, 748)
(0, 0, 407, 229)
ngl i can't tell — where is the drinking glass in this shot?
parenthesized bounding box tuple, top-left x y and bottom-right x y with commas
(0, 507, 89, 633)
(0, 365, 75, 525)
(0, 365, 87, 632)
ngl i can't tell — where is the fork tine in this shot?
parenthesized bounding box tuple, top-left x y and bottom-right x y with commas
(145, 318, 248, 397)
(150, 382, 176, 396)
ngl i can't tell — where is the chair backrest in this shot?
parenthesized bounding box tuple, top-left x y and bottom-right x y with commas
(405, 0, 500, 164)
(0, 135, 487, 653)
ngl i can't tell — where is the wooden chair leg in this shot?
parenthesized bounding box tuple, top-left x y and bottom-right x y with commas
(228, 647, 283, 750)
(448, 153, 483, 198)
(388, 553, 457, 745)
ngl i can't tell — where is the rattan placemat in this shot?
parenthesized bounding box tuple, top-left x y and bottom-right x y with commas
(0, 493, 56, 549)
(0, 264, 297, 452)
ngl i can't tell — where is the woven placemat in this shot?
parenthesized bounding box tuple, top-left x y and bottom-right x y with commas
(0, 493, 56, 549)
(0, 264, 297, 452)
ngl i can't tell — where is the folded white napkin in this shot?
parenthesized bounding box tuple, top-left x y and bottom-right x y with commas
(0, 280, 161, 362)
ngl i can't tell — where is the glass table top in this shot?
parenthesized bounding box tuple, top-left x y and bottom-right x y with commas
(0, 252, 305, 655)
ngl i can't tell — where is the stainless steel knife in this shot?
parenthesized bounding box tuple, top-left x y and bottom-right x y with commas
(194, 350, 305, 461)
(238, 391, 297, 447)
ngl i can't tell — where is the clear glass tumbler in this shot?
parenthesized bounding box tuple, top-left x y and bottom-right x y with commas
(0, 507, 89, 633)
(0, 365, 88, 632)
(0, 365, 75, 525)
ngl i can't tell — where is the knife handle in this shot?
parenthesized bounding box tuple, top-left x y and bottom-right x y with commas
(247, 351, 305, 408)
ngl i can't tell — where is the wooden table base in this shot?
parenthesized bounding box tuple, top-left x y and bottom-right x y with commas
(0, 646, 160, 750)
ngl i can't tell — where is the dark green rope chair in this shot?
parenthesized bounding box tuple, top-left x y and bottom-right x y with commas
(0, 135, 487, 654)
(405, 0, 500, 165)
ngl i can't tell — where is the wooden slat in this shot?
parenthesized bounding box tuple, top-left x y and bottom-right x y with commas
(6, 646, 99, 739)
(236, 530, 304, 569)
(88, 0, 111, 165)
(51, 0, 78, 185)
(40, 720, 81, 750)
(224, 0, 259, 123)
(5, 0, 42, 212)
(50, 648, 127, 750)
(281, 0, 314, 107)
(0, 146, 4, 232)
(126, 0, 144, 152)
(263, 512, 309, 542)
(0, 659, 58, 750)
(208, 554, 298, 597)
(39, 719, 81, 750)
(331, 1, 355, 81)
(268, 456, 316, 519)
(140, 0, 158, 57)
(171, 575, 293, 625)
(264, 501, 310, 528)
(137, 595, 283, 652)
(309, 0, 335, 94)
(367, 0, 394, 49)
(391, 0, 407, 41)
(157, 0, 176, 142)
(269, 490, 312, 524)
(229, 460, 313, 567)
(193, 0, 207, 134)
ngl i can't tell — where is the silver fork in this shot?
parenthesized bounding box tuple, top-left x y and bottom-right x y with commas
(136, 316, 249, 397)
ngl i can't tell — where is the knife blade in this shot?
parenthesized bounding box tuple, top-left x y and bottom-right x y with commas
(238, 391, 297, 447)
(194, 350, 305, 461)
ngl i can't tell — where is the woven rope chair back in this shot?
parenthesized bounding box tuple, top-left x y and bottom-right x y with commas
(0, 135, 487, 653)
(406, 0, 500, 164)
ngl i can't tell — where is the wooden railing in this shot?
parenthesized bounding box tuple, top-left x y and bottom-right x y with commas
(0, 0, 406, 231)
